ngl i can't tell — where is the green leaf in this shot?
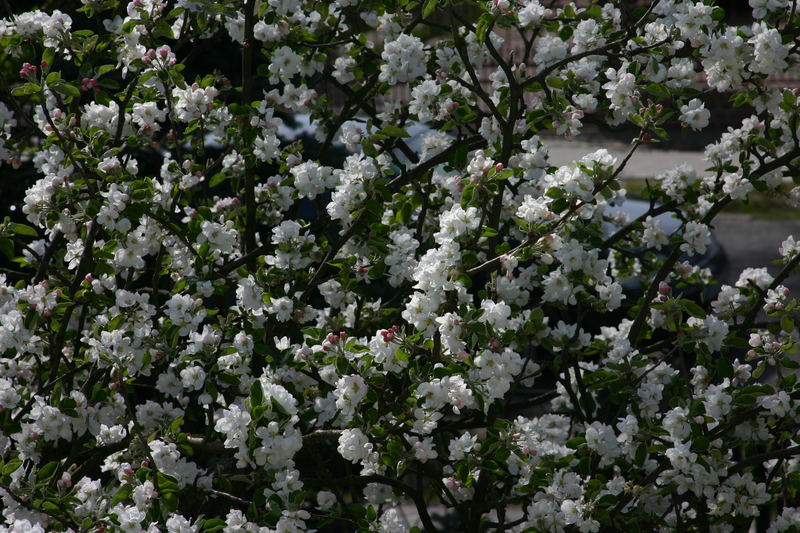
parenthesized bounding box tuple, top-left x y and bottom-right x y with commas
(781, 315, 794, 333)
(731, 91, 750, 108)
(460, 183, 475, 207)
(628, 113, 645, 127)
(546, 77, 565, 89)
(394, 349, 410, 362)
(692, 436, 709, 452)
(646, 82, 670, 101)
(154, 19, 175, 39)
(270, 397, 289, 417)
(586, 4, 602, 18)
(24, 308, 38, 330)
(368, 261, 385, 279)
(9, 223, 38, 237)
(681, 300, 706, 318)
(250, 381, 264, 407)
(551, 197, 569, 213)
(138, 70, 156, 86)
(0, 238, 13, 260)
(387, 438, 405, 458)
(11, 83, 41, 96)
(635, 442, 647, 466)
(335, 356, 349, 375)
(52, 82, 81, 98)
(96, 64, 117, 77)
(566, 436, 585, 449)
(111, 484, 132, 506)
(422, 0, 437, 18)
(716, 357, 733, 379)
(209, 173, 226, 188)
(546, 187, 564, 199)
(170, 416, 183, 434)
(203, 519, 227, 532)
(162, 491, 179, 511)
(452, 144, 468, 169)
(2, 458, 22, 476)
(597, 493, 618, 507)
(362, 141, 378, 157)
(45, 71, 61, 85)
(475, 13, 493, 44)
(107, 314, 125, 331)
(397, 201, 413, 224)
(378, 125, 410, 138)
(37, 461, 59, 481)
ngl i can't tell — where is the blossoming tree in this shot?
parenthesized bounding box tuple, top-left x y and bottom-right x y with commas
(1, 0, 800, 531)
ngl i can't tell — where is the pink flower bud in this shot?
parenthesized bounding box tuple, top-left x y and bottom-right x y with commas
(443, 477, 459, 490)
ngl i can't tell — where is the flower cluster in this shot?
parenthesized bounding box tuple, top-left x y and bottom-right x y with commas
(1, 1, 800, 532)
